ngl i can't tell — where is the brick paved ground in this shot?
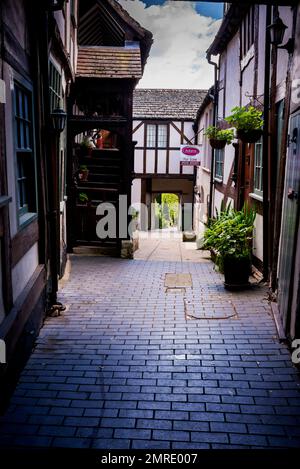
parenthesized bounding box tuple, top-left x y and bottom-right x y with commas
(1, 239, 300, 449)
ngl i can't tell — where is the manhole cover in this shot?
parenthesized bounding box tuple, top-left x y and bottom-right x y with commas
(184, 298, 238, 320)
(165, 273, 192, 288)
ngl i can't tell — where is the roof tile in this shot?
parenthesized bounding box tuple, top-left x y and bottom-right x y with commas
(133, 89, 207, 120)
(76, 46, 142, 79)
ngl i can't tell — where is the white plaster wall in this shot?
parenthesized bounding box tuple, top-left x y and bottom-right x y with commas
(157, 150, 167, 173)
(223, 145, 235, 185)
(170, 122, 181, 147)
(12, 243, 39, 302)
(257, 6, 267, 98)
(146, 150, 155, 173)
(133, 121, 144, 146)
(225, 35, 241, 115)
(184, 122, 195, 142)
(134, 149, 144, 173)
(241, 59, 255, 106)
(213, 190, 224, 217)
(277, 7, 294, 86)
(253, 213, 263, 261)
(169, 150, 180, 173)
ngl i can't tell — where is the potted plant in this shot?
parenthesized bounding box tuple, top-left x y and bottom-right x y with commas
(78, 165, 89, 181)
(80, 136, 93, 157)
(225, 106, 263, 143)
(202, 205, 256, 289)
(78, 192, 89, 205)
(204, 126, 234, 149)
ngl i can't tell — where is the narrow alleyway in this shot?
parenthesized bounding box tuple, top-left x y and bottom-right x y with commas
(1, 241, 300, 449)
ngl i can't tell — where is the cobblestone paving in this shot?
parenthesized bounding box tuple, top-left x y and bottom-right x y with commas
(1, 251, 300, 449)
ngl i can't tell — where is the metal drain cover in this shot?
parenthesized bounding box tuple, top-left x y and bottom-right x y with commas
(165, 273, 192, 288)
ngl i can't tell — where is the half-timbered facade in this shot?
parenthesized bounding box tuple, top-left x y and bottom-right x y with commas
(132, 89, 206, 231)
(196, 3, 300, 341)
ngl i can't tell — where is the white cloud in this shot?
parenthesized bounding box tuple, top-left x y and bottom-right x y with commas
(119, 0, 221, 89)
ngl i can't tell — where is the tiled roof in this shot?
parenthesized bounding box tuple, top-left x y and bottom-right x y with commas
(133, 89, 207, 120)
(76, 45, 142, 79)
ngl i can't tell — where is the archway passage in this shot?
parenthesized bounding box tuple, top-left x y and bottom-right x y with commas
(153, 193, 180, 231)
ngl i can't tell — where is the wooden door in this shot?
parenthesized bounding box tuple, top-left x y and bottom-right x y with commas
(278, 112, 300, 336)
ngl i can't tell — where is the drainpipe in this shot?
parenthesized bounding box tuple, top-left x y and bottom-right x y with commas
(262, 5, 272, 281)
(207, 53, 219, 219)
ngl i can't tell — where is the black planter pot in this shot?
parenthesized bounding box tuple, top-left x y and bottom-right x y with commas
(237, 129, 263, 144)
(223, 256, 251, 290)
(209, 138, 227, 150)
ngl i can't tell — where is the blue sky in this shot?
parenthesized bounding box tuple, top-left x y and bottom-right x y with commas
(119, 1, 223, 88)
(142, 1, 224, 19)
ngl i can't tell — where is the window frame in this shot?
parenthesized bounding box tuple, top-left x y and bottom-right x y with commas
(240, 6, 255, 58)
(253, 138, 263, 197)
(214, 148, 224, 181)
(146, 123, 168, 149)
(12, 77, 38, 229)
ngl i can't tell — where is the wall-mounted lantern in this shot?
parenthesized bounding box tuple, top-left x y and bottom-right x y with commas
(51, 107, 67, 133)
(47, 0, 66, 11)
(268, 14, 294, 54)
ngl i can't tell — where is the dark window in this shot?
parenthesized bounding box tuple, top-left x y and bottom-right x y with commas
(49, 61, 62, 111)
(241, 7, 255, 58)
(214, 149, 224, 180)
(14, 82, 37, 221)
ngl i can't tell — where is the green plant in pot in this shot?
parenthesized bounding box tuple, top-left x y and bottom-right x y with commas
(78, 165, 89, 181)
(203, 205, 256, 289)
(80, 136, 93, 156)
(225, 106, 263, 143)
(78, 192, 89, 205)
(204, 126, 234, 149)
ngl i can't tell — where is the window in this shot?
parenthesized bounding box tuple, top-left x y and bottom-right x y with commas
(14, 82, 37, 222)
(146, 124, 156, 147)
(146, 124, 168, 148)
(49, 61, 62, 111)
(253, 139, 263, 196)
(214, 149, 224, 180)
(241, 7, 255, 57)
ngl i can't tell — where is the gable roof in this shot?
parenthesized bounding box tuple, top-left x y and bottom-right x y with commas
(76, 44, 142, 79)
(133, 89, 207, 120)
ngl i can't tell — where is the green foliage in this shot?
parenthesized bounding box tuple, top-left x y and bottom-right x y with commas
(80, 136, 93, 149)
(79, 192, 89, 203)
(204, 126, 234, 144)
(225, 106, 263, 131)
(203, 204, 256, 261)
(79, 165, 88, 171)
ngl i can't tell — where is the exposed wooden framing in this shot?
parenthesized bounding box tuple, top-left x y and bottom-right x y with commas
(154, 125, 158, 174)
(11, 219, 39, 268)
(180, 121, 184, 175)
(166, 123, 170, 175)
(132, 121, 143, 134)
(143, 121, 147, 174)
(170, 121, 193, 145)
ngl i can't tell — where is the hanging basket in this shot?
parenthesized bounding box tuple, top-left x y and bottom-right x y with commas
(209, 138, 227, 150)
(237, 129, 263, 143)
